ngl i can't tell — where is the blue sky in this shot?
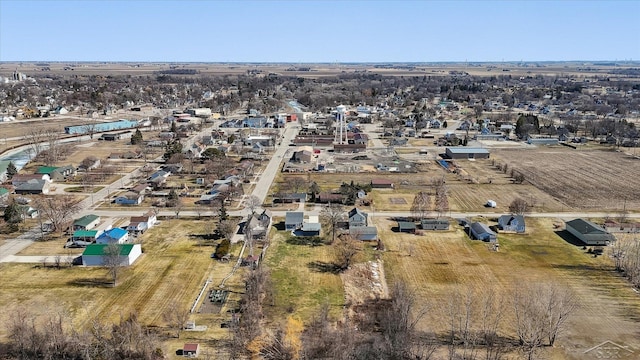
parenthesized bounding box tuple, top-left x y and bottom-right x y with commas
(1, 0, 638, 62)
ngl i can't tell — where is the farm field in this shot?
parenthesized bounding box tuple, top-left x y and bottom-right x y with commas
(0, 219, 245, 357)
(495, 148, 640, 211)
(376, 216, 640, 359)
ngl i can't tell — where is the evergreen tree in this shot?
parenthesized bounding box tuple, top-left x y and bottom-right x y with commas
(163, 139, 183, 161)
(130, 129, 143, 145)
(170, 120, 177, 133)
(6, 161, 17, 179)
(3, 201, 22, 223)
(442, 120, 448, 129)
(218, 200, 228, 222)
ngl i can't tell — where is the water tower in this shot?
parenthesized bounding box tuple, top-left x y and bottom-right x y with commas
(335, 105, 347, 144)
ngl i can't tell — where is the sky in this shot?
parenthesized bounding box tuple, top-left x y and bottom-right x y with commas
(0, 0, 639, 62)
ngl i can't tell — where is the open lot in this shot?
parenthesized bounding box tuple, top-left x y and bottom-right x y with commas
(376, 216, 640, 359)
(495, 147, 640, 211)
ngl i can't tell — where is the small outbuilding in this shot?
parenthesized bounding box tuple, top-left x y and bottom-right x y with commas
(398, 221, 417, 233)
(349, 226, 378, 241)
(371, 178, 394, 189)
(565, 219, 615, 246)
(183, 343, 200, 357)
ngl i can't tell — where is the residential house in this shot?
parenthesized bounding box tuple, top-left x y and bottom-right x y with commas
(71, 230, 101, 243)
(81, 243, 142, 266)
(285, 211, 304, 230)
(565, 219, 615, 246)
(371, 178, 394, 189)
(73, 214, 101, 231)
(420, 219, 450, 230)
(295, 222, 321, 237)
(17, 205, 38, 219)
(96, 228, 129, 244)
(497, 215, 526, 233)
(349, 226, 378, 241)
(245, 209, 272, 240)
(469, 222, 497, 242)
(348, 208, 368, 228)
(36, 165, 75, 181)
(11, 174, 51, 187)
(291, 150, 313, 163)
(273, 192, 306, 203)
(14, 179, 50, 194)
(115, 192, 144, 205)
(398, 221, 416, 233)
(316, 192, 346, 204)
(130, 183, 148, 195)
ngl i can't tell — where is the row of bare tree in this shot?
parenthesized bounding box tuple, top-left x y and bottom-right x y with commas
(3, 309, 163, 360)
(610, 235, 640, 288)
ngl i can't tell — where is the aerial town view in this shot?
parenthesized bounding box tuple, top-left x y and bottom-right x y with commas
(0, 1, 639, 360)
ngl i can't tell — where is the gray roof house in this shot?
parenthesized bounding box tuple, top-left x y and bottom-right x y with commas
(498, 215, 526, 233)
(15, 179, 50, 195)
(565, 219, 616, 246)
(348, 208, 368, 228)
(469, 222, 497, 242)
(285, 211, 304, 230)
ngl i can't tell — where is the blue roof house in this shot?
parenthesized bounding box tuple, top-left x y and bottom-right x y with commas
(96, 228, 129, 244)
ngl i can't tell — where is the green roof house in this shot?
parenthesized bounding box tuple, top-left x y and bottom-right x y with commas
(81, 244, 142, 266)
(73, 214, 101, 231)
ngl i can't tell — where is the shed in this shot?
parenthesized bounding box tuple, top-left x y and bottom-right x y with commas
(398, 221, 417, 233)
(183, 343, 200, 357)
(73, 214, 101, 231)
(371, 178, 394, 188)
(498, 215, 526, 233)
(469, 222, 497, 242)
(445, 147, 490, 159)
(295, 222, 321, 237)
(420, 219, 450, 230)
(565, 219, 615, 245)
(81, 243, 142, 266)
(71, 230, 101, 243)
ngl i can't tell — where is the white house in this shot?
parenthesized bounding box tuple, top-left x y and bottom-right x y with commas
(81, 244, 142, 266)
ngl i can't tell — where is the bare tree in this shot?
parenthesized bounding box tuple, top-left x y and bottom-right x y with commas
(411, 191, 431, 220)
(163, 301, 191, 339)
(321, 203, 344, 244)
(103, 242, 124, 287)
(334, 234, 359, 271)
(542, 284, 577, 347)
(289, 176, 307, 193)
(512, 285, 547, 360)
(34, 195, 80, 233)
(245, 195, 262, 215)
(509, 198, 529, 215)
(218, 219, 237, 242)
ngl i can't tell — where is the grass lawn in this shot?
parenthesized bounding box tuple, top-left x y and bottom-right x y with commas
(64, 186, 105, 193)
(0, 219, 247, 357)
(264, 226, 345, 322)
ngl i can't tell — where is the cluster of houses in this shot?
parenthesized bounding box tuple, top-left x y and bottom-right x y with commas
(279, 207, 379, 241)
(5, 165, 76, 195)
(66, 212, 156, 266)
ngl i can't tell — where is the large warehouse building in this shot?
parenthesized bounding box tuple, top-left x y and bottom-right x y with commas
(64, 119, 139, 135)
(565, 218, 616, 246)
(81, 244, 142, 266)
(445, 147, 490, 159)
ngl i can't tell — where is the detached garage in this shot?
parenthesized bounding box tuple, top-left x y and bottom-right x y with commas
(82, 244, 142, 266)
(445, 147, 490, 159)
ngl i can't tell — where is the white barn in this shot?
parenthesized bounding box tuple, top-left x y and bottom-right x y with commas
(81, 244, 142, 266)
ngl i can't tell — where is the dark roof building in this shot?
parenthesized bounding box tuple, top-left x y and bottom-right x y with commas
(445, 147, 490, 159)
(497, 215, 526, 233)
(420, 218, 450, 230)
(469, 222, 497, 242)
(398, 221, 416, 233)
(565, 219, 615, 245)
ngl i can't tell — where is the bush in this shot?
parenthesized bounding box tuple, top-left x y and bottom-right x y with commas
(215, 239, 231, 259)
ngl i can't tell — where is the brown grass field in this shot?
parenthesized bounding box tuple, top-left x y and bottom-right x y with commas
(376, 216, 640, 359)
(495, 147, 640, 211)
(0, 219, 247, 357)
